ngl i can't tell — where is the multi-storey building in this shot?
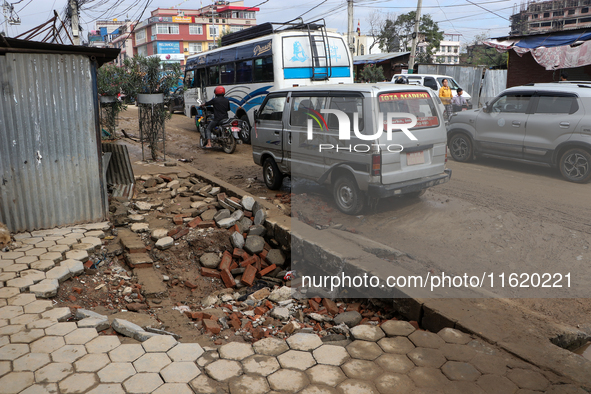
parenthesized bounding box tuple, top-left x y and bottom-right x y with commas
(110, 23, 137, 67)
(511, 0, 591, 36)
(417, 33, 461, 64)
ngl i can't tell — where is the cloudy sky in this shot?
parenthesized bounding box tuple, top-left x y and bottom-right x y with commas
(2, 0, 514, 45)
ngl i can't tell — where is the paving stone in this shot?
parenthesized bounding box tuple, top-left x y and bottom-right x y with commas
(0, 272, 16, 284)
(58, 372, 98, 393)
(85, 336, 120, 354)
(3, 264, 28, 273)
(470, 354, 508, 375)
(0, 360, 10, 376)
(374, 353, 414, 373)
(476, 374, 519, 394)
(409, 330, 446, 349)
(0, 343, 30, 360)
(74, 309, 105, 320)
(11, 328, 45, 344)
(278, 350, 316, 371)
(19, 383, 59, 394)
(0, 261, 13, 270)
(241, 354, 280, 376)
(64, 328, 98, 345)
(0, 287, 20, 299)
(10, 313, 40, 326)
(13, 353, 51, 372)
(409, 366, 451, 389)
(7, 293, 35, 306)
(0, 323, 25, 335)
(287, 333, 323, 351)
(16, 255, 39, 266)
(346, 340, 383, 361)
(0, 371, 35, 393)
(38, 252, 63, 264)
(13, 233, 33, 241)
(30, 336, 65, 354)
(466, 340, 497, 356)
(74, 353, 110, 372)
(228, 374, 270, 394)
(64, 250, 88, 262)
(219, 342, 254, 361)
(349, 325, 386, 342)
(42, 307, 72, 322)
(374, 373, 416, 394)
(29, 280, 59, 298)
(205, 359, 243, 382)
(85, 230, 105, 239)
(27, 319, 56, 329)
(45, 266, 71, 283)
(20, 270, 46, 284)
(51, 344, 86, 363)
(167, 343, 204, 362)
(300, 386, 338, 394)
(133, 352, 172, 372)
(35, 241, 56, 248)
(152, 383, 195, 394)
(108, 344, 145, 362)
(47, 245, 69, 254)
(160, 362, 201, 383)
(97, 362, 137, 383)
(253, 337, 289, 356)
(142, 335, 178, 352)
(407, 347, 447, 368)
(341, 359, 383, 380)
(6, 277, 34, 291)
(267, 369, 309, 393)
(131, 223, 150, 233)
(123, 373, 164, 393)
(77, 317, 110, 332)
(80, 237, 102, 249)
(30, 260, 55, 272)
(0, 336, 7, 348)
(441, 361, 481, 381)
(60, 260, 84, 276)
(55, 238, 79, 247)
(443, 381, 487, 394)
(35, 362, 73, 383)
(72, 243, 96, 253)
(336, 379, 379, 394)
(189, 375, 219, 394)
(441, 343, 477, 362)
(44, 322, 76, 336)
(312, 345, 349, 366)
(0, 305, 24, 319)
(0, 251, 25, 259)
(306, 364, 346, 387)
(111, 319, 145, 339)
(25, 248, 49, 257)
(544, 384, 588, 394)
(156, 237, 174, 250)
(506, 369, 549, 391)
(86, 384, 125, 394)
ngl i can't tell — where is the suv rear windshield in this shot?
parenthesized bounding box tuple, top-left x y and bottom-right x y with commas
(379, 91, 440, 129)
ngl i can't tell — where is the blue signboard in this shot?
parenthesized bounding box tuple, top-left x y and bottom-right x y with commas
(157, 41, 181, 54)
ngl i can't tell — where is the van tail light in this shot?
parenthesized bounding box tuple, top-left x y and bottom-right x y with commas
(372, 154, 381, 176)
(445, 147, 448, 163)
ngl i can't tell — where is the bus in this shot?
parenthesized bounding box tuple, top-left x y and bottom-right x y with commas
(183, 20, 354, 143)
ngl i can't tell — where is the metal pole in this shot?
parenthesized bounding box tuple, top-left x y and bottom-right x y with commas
(408, 0, 423, 73)
(2, 1, 9, 36)
(70, 0, 80, 45)
(347, 0, 354, 55)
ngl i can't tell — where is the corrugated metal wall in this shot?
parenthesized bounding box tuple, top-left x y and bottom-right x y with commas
(0, 53, 107, 232)
(418, 64, 485, 107)
(480, 70, 508, 107)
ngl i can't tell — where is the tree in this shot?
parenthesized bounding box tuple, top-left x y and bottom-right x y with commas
(360, 64, 385, 83)
(366, 10, 395, 55)
(216, 27, 232, 47)
(377, 11, 444, 63)
(464, 33, 507, 68)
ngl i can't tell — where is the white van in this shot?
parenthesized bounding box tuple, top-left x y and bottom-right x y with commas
(252, 83, 452, 214)
(391, 74, 473, 109)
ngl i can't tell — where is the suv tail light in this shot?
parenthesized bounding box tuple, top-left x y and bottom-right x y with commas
(372, 154, 381, 176)
(231, 120, 239, 127)
(445, 147, 448, 163)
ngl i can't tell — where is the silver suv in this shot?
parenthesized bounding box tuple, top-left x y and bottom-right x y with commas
(447, 82, 591, 183)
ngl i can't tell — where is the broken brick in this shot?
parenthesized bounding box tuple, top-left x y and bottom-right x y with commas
(217, 193, 227, 202)
(229, 261, 238, 271)
(201, 267, 221, 278)
(168, 227, 183, 237)
(220, 269, 236, 288)
(240, 256, 257, 267)
(72, 287, 83, 294)
(218, 252, 232, 271)
(159, 175, 173, 182)
(257, 264, 276, 278)
(172, 228, 190, 240)
(184, 280, 198, 289)
(68, 295, 77, 302)
(83, 261, 94, 269)
(203, 319, 221, 334)
(309, 299, 320, 311)
(232, 248, 246, 259)
(187, 217, 203, 228)
(322, 298, 339, 316)
(185, 311, 204, 320)
(347, 303, 361, 312)
(173, 215, 184, 225)
(254, 306, 268, 315)
(252, 326, 264, 340)
(197, 220, 216, 229)
(244, 211, 253, 218)
(242, 264, 257, 287)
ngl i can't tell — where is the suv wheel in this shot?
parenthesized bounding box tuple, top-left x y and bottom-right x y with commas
(559, 148, 591, 183)
(333, 175, 365, 215)
(449, 133, 473, 162)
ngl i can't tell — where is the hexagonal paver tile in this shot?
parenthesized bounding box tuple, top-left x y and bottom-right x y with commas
(336, 379, 378, 394)
(30, 336, 65, 354)
(108, 344, 145, 362)
(45, 322, 77, 336)
(286, 333, 323, 351)
(0, 272, 16, 284)
(7, 293, 36, 306)
(0, 371, 35, 393)
(0, 305, 24, 319)
(375, 353, 414, 373)
(15, 255, 38, 266)
(506, 368, 549, 391)
(41, 308, 71, 322)
(346, 341, 383, 360)
(228, 374, 270, 394)
(3, 264, 29, 273)
(0, 251, 25, 258)
(375, 373, 416, 394)
(34, 241, 56, 249)
(133, 352, 172, 373)
(123, 373, 163, 394)
(219, 342, 254, 361)
(189, 375, 219, 394)
(0, 324, 25, 336)
(380, 320, 416, 337)
(85, 336, 120, 354)
(74, 353, 110, 372)
(444, 381, 487, 394)
(6, 277, 34, 292)
(51, 344, 87, 363)
(27, 319, 56, 330)
(160, 362, 200, 383)
(10, 314, 41, 326)
(341, 359, 383, 381)
(277, 350, 316, 371)
(45, 266, 71, 283)
(441, 361, 482, 382)
(408, 367, 450, 389)
(35, 362, 73, 383)
(300, 386, 338, 394)
(0, 287, 21, 299)
(306, 364, 346, 387)
(241, 355, 280, 377)
(38, 253, 63, 264)
(407, 347, 446, 370)
(252, 337, 289, 356)
(312, 345, 349, 366)
(141, 335, 178, 353)
(438, 328, 471, 345)
(64, 328, 98, 345)
(11, 329, 45, 344)
(267, 369, 309, 393)
(204, 359, 243, 382)
(152, 383, 195, 394)
(47, 245, 69, 254)
(442, 343, 477, 362)
(86, 384, 125, 394)
(408, 331, 446, 349)
(0, 360, 10, 377)
(0, 343, 30, 360)
(30, 260, 55, 272)
(59, 260, 84, 276)
(167, 343, 204, 362)
(97, 362, 136, 383)
(476, 374, 519, 393)
(24, 300, 53, 314)
(19, 383, 59, 394)
(13, 353, 51, 372)
(349, 325, 385, 342)
(58, 372, 98, 393)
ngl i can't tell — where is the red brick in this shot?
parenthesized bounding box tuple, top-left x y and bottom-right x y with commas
(229, 316, 241, 329)
(197, 220, 216, 229)
(242, 264, 257, 287)
(244, 211, 253, 218)
(254, 306, 268, 315)
(219, 252, 232, 271)
(201, 267, 221, 278)
(264, 300, 274, 310)
(173, 215, 184, 225)
(230, 196, 241, 204)
(322, 298, 339, 316)
(263, 242, 271, 251)
(309, 299, 320, 311)
(229, 261, 238, 271)
(83, 261, 94, 269)
(68, 295, 77, 302)
(220, 269, 236, 288)
(233, 248, 246, 259)
(187, 217, 203, 228)
(255, 256, 261, 272)
(240, 256, 257, 267)
(184, 280, 197, 289)
(347, 303, 361, 312)
(217, 193, 227, 202)
(252, 326, 264, 339)
(168, 226, 182, 237)
(203, 319, 221, 334)
(257, 264, 276, 278)
(72, 287, 83, 294)
(159, 175, 173, 182)
(409, 320, 420, 330)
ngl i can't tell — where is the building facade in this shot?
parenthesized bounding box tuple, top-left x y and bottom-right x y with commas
(419, 33, 461, 64)
(511, 0, 591, 36)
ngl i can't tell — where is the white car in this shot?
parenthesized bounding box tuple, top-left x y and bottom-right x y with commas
(392, 74, 473, 109)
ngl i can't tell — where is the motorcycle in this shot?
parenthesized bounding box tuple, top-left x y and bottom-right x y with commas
(196, 105, 244, 154)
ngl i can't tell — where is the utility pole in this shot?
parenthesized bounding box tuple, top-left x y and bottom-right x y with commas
(347, 0, 354, 55)
(70, 0, 80, 45)
(408, 0, 423, 74)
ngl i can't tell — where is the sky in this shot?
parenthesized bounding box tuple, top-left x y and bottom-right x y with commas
(1, 0, 515, 46)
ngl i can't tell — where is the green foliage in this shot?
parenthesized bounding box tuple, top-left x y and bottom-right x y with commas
(464, 33, 507, 68)
(377, 12, 444, 63)
(216, 27, 232, 47)
(122, 56, 183, 96)
(360, 64, 385, 83)
(97, 63, 125, 96)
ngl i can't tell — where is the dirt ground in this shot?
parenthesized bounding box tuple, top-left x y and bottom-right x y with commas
(112, 107, 591, 340)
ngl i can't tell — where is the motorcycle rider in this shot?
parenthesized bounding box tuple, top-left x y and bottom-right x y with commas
(201, 86, 230, 148)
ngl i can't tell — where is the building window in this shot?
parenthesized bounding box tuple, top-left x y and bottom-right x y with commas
(568, 9, 575, 14)
(454, 47, 458, 53)
(189, 24, 203, 35)
(447, 56, 452, 63)
(135, 29, 146, 44)
(541, 22, 551, 26)
(360, 44, 364, 55)
(137, 45, 147, 57)
(553, 11, 562, 16)
(189, 42, 202, 53)
(583, 7, 589, 13)
(209, 25, 219, 36)
(543, 12, 550, 17)
(230, 25, 243, 33)
(533, 13, 538, 18)
(208, 43, 216, 50)
(152, 23, 179, 35)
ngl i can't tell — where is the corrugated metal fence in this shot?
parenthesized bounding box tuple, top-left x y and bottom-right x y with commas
(0, 53, 107, 232)
(418, 64, 485, 107)
(480, 70, 508, 107)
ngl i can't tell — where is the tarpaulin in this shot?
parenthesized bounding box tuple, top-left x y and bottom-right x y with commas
(514, 30, 591, 48)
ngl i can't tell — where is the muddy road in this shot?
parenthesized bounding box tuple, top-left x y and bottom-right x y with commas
(116, 107, 591, 333)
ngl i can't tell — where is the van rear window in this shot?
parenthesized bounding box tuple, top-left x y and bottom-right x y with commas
(379, 91, 440, 128)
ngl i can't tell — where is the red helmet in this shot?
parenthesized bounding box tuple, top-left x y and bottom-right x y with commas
(214, 86, 225, 95)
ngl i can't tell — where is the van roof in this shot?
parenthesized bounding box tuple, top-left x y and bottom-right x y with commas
(393, 74, 457, 79)
(273, 83, 433, 94)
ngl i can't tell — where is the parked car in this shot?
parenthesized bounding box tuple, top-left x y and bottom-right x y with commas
(252, 83, 452, 214)
(447, 82, 591, 183)
(391, 74, 473, 109)
(165, 87, 185, 114)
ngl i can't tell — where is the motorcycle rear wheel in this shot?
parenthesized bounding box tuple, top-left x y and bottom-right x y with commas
(222, 133, 236, 154)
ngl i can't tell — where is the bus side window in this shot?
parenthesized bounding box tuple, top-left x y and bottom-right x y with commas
(207, 66, 219, 86)
(236, 60, 253, 83)
(221, 63, 235, 84)
(254, 56, 273, 82)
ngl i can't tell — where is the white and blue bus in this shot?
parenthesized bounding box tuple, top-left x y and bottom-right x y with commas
(183, 21, 353, 143)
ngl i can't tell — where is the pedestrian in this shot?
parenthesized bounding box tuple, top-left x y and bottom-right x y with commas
(451, 88, 468, 112)
(560, 71, 568, 81)
(439, 78, 453, 120)
(201, 86, 230, 149)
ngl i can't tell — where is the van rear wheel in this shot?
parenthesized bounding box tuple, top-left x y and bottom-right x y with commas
(263, 158, 283, 190)
(333, 175, 365, 215)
